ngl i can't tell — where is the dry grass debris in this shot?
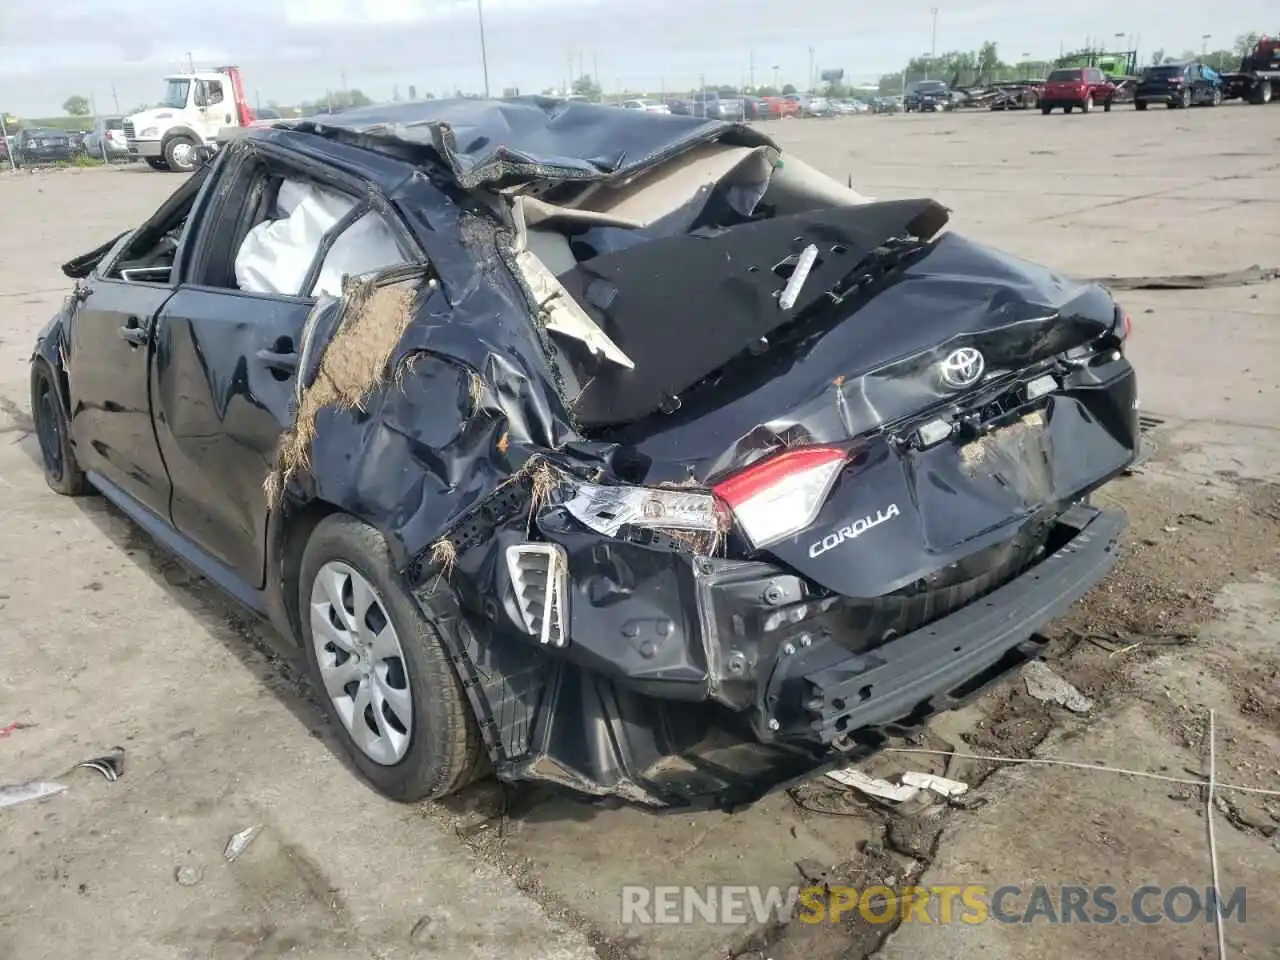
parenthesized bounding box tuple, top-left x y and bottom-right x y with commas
(264, 275, 420, 506)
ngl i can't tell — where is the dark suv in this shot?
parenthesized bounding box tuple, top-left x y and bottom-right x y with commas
(904, 80, 953, 112)
(1135, 62, 1223, 109)
(1040, 67, 1116, 114)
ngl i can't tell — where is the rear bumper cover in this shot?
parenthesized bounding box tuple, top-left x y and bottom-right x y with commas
(763, 502, 1123, 745)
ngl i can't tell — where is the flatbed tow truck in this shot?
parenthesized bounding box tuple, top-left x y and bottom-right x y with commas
(124, 66, 256, 172)
(1220, 35, 1280, 104)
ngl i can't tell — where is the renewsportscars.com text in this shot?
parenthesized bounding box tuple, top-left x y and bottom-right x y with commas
(620, 884, 1246, 926)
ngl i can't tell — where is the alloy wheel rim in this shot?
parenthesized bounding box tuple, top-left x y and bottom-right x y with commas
(170, 142, 194, 169)
(310, 560, 413, 765)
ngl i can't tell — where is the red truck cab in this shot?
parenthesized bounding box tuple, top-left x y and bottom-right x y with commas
(1040, 67, 1116, 114)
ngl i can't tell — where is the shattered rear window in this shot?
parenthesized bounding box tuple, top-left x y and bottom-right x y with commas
(1047, 69, 1083, 82)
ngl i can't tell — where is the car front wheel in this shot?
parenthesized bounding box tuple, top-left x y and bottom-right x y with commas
(30, 358, 90, 496)
(1081, 95, 1094, 113)
(299, 513, 487, 801)
(1180, 88, 1192, 108)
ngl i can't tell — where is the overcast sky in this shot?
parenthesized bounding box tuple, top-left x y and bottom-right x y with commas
(0, 0, 1273, 115)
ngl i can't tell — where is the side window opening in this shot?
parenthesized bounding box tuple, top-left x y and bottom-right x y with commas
(206, 81, 225, 106)
(104, 165, 210, 283)
(225, 163, 411, 298)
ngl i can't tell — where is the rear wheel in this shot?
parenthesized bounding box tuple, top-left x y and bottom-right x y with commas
(1041, 104, 1052, 115)
(1064, 104, 1074, 114)
(1251, 80, 1272, 104)
(30, 358, 90, 497)
(1135, 100, 1148, 111)
(1179, 87, 1192, 109)
(145, 158, 169, 171)
(299, 514, 486, 801)
(1103, 98, 1112, 112)
(1211, 87, 1223, 106)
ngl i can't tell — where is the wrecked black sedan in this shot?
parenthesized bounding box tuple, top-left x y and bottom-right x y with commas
(31, 99, 1138, 809)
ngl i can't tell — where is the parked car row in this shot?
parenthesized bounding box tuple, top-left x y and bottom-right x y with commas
(623, 92, 874, 121)
(1, 117, 135, 167)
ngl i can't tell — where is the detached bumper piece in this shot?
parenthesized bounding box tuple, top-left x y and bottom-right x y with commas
(765, 503, 1124, 746)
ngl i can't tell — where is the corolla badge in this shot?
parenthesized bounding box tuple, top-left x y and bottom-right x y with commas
(939, 347, 985, 389)
(809, 504, 901, 558)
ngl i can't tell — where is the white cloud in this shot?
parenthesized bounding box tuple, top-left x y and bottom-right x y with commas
(0, 0, 1273, 115)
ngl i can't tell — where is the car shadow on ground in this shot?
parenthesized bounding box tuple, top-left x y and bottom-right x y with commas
(13, 430, 607, 825)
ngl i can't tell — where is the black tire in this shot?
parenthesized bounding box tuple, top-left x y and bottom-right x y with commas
(1065, 105, 1074, 114)
(298, 513, 486, 801)
(1135, 100, 1148, 111)
(1211, 88, 1223, 106)
(30, 358, 90, 496)
(1103, 98, 1112, 112)
(1251, 80, 1272, 105)
(1041, 104, 1052, 115)
(162, 136, 197, 173)
(1081, 95, 1093, 113)
(146, 157, 169, 171)
(1179, 88, 1191, 109)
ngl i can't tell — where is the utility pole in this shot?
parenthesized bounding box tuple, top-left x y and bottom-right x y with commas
(749, 49, 755, 89)
(111, 83, 120, 114)
(186, 51, 195, 72)
(477, 0, 491, 97)
(930, 7, 938, 58)
(772, 64, 780, 90)
(593, 54, 599, 87)
(808, 47, 815, 93)
(341, 69, 348, 92)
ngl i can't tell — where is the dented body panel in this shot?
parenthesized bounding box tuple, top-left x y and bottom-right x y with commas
(34, 99, 1138, 809)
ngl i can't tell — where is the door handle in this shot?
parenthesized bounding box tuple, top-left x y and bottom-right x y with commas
(119, 315, 148, 346)
(256, 348, 299, 372)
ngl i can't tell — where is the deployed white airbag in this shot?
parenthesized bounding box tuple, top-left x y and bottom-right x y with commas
(235, 179, 405, 297)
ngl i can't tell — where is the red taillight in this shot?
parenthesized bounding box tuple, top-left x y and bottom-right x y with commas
(713, 447, 848, 548)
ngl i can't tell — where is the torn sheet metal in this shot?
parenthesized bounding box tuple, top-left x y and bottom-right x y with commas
(0, 780, 68, 809)
(292, 96, 777, 190)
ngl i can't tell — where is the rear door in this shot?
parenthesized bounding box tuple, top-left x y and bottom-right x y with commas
(151, 141, 418, 587)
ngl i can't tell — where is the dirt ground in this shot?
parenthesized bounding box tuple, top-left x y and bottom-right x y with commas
(1, 104, 1277, 960)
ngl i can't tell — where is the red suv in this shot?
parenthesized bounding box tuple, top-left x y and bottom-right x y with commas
(1040, 67, 1116, 114)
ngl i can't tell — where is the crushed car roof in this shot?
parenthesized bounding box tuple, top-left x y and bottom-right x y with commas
(261, 96, 779, 189)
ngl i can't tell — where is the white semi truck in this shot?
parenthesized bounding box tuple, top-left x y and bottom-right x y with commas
(124, 66, 257, 172)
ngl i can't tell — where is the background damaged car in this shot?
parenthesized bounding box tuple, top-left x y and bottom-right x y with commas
(31, 98, 1139, 810)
